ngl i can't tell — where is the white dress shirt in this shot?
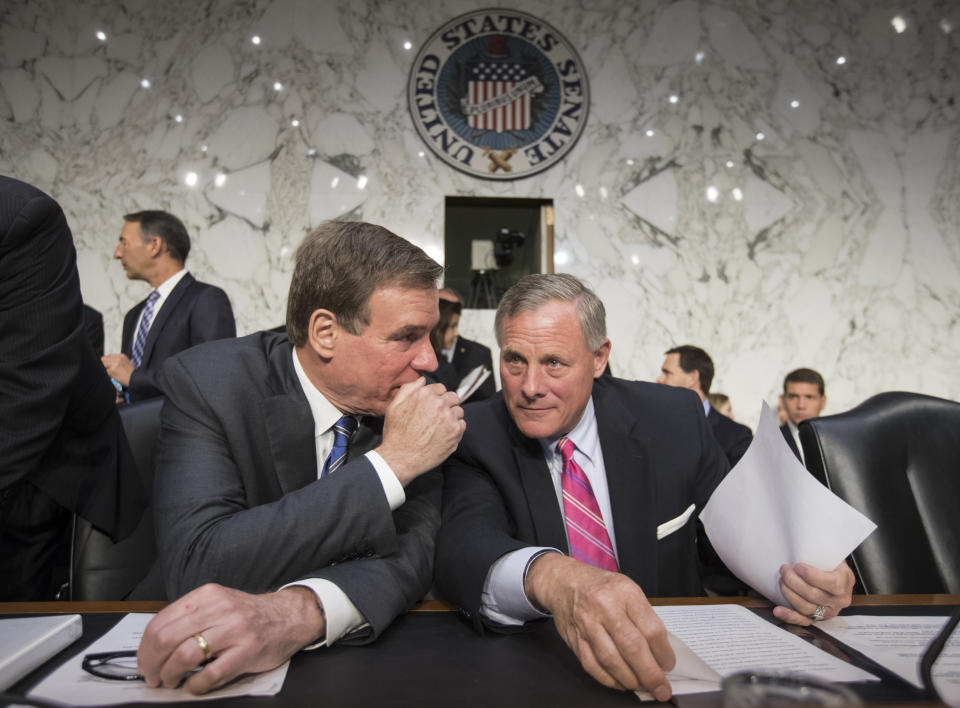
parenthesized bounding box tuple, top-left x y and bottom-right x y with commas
(130, 269, 188, 345)
(786, 420, 805, 465)
(480, 397, 617, 626)
(281, 348, 405, 646)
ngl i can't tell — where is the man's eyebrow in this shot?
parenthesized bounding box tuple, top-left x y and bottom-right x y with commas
(388, 324, 428, 338)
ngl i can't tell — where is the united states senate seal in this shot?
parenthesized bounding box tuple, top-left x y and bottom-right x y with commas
(408, 9, 589, 180)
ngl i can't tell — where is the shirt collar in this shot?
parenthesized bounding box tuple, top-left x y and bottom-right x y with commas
(537, 396, 598, 464)
(154, 268, 188, 299)
(703, 398, 711, 416)
(291, 348, 345, 438)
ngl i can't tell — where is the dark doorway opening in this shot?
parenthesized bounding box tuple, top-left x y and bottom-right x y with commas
(444, 196, 554, 309)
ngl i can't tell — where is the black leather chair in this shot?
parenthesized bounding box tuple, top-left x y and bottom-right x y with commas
(799, 391, 960, 594)
(69, 397, 166, 600)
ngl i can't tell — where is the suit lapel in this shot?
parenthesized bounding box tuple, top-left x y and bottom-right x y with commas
(511, 422, 568, 551)
(122, 301, 145, 356)
(593, 386, 659, 590)
(141, 273, 195, 364)
(261, 341, 317, 495)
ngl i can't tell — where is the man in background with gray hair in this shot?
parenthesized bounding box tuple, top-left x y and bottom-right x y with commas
(435, 273, 855, 701)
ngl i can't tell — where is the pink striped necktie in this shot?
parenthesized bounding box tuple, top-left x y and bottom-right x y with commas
(558, 437, 619, 572)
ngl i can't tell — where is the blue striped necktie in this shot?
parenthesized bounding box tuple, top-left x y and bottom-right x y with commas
(130, 290, 160, 368)
(321, 415, 359, 477)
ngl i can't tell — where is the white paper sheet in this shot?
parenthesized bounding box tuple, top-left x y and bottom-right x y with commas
(700, 401, 877, 607)
(28, 613, 289, 705)
(456, 364, 491, 402)
(818, 615, 960, 706)
(635, 604, 878, 700)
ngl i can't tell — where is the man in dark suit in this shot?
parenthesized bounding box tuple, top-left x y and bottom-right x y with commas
(657, 344, 753, 466)
(780, 368, 827, 464)
(138, 222, 465, 694)
(434, 274, 855, 701)
(82, 304, 104, 356)
(439, 287, 496, 401)
(101, 210, 235, 402)
(0, 176, 145, 600)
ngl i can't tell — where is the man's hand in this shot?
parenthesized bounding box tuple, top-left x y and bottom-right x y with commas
(377, 377, 465, 486)
(524, 553, 675, 700)
(772, 561, 855, 625)
(138, 584, 325, 694)
(101, 353, 135, 387)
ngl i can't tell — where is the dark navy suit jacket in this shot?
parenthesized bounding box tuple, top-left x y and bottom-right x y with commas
(121, 273, 235, 401)
(435, 377, 729, 630)
(707, 406, 753, 467)
(0, 176, 144, 597)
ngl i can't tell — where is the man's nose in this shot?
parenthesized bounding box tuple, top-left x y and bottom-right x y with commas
(520, 367, 546, 399)
(412, 339, 438, 373)
(113, 245, 122, 259)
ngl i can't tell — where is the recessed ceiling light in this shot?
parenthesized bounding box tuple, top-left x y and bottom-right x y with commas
(140, 78, 151, 88)
(836, 55, 847, 65)
(95, 31, 107, 41)
(251, 35, 261, 45)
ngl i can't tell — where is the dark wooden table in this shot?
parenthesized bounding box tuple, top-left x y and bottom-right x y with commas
(3, 595, 957, 707)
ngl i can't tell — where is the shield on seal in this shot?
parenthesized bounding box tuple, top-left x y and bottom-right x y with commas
(461, 36, 540, 133)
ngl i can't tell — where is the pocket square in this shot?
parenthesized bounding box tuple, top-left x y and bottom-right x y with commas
(656, 503, 696, 540)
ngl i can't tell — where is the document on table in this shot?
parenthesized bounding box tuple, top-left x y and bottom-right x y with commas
(634, 604, 878, 700)
(700, 401, 877, 607)
(818, 615, 960, 706)
(28, 613, 289, 705)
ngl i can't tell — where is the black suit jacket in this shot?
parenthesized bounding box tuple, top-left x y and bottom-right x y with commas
(154, 331, 440, 641)
(451, 336, 495, 401)
(707, 406, 753, 466)
(0, 177, 145, 595)
(82, 304, 104, 357)
(780, 423, 802, 461)
(122, 273, 235, 402)
(435, 377, 729, 629)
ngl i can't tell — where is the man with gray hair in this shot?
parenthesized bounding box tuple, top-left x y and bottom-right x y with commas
(138, 221, 464, 694)
(435, 273, 855, 701)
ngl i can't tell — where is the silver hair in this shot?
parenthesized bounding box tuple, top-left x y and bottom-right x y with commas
(494, 273, 607, 351)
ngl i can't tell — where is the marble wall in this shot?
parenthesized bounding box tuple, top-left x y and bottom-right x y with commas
(1, 0, 957, 426)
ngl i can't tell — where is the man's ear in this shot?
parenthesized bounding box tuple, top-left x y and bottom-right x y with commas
(592, 339, 611, 378)
(306, 309, 339, 360)
(147, 236, 163, 257)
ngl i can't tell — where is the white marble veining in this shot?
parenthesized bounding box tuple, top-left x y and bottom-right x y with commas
(0, 0, 957, 424)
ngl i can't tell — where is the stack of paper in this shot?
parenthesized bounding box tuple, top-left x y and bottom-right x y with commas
(0, 614, 82, 690)
(635, 604, 877, 699)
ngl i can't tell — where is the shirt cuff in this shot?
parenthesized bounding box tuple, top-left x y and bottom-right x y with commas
(281, 578, 369, 649)
(479, 547, 560, 627)
(365, 450, 405, 510)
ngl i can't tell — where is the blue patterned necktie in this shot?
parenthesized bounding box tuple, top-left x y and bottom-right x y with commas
(321, 415, 359, 477)
(130, 290, 160, 368)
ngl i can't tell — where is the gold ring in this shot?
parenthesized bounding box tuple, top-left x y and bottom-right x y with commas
(194, 633, 212, 662)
